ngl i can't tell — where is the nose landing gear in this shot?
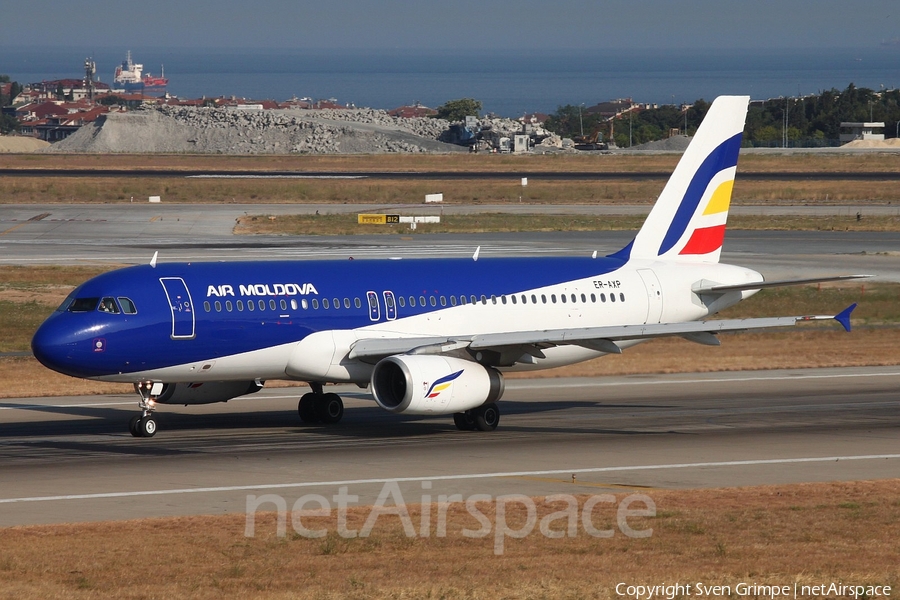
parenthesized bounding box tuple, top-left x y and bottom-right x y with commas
(130, 381, 160, 438)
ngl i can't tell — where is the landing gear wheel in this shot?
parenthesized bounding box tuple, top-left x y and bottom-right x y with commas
(453, 411, 477, 431)
(129, 415, 142, 438)
(316, 393, 344, 424)
(473, 402, 500, 432)
(298, 393, 319, 423)
(138, 416, 157, 438)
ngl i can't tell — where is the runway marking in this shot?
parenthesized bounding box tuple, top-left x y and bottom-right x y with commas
(0, 401, 135, 410)
(0, 222, 30, 235)
(508, 370, 900, 390)
(1, 454, 897, 505)
(187, 175, 368, 179)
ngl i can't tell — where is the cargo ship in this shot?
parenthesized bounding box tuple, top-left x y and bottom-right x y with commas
(113, 51, 167, 94)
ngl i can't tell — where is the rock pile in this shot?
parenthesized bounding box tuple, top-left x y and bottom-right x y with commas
(46, 106, 468, 154)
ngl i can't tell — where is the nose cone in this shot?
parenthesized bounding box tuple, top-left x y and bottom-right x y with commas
(31, 316, 83, 378)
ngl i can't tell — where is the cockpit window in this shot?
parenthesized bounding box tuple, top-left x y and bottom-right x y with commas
(68, 297, 99, 313)
(98, 297, 120, 314)
(118, 297, 137, 314)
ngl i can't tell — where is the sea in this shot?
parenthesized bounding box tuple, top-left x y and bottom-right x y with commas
(3, 46, 899, 117)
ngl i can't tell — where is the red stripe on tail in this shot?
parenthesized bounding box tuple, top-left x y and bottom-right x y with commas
(679, 224, 726, 255)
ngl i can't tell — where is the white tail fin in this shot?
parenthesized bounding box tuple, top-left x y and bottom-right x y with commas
(616, 95, 750, 264)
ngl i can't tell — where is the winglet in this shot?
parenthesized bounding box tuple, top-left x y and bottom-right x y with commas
(834, 303, 857, 332)
(150, 251, 158, 268)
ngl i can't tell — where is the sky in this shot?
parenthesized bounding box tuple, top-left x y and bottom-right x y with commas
(2, 0, 899, 50)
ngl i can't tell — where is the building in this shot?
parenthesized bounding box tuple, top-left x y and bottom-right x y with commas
(839, 122, 885, 144)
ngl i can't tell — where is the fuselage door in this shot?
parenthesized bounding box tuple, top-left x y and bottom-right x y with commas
(383, 291, 397, 321)
(159, 277, 196, 339)
(366, 291, 381, 322)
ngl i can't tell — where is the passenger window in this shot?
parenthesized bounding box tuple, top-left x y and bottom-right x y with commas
(541, 294, 546, 304)
(561, 294, 566, 304)
(237, 300, 244, 311)
(480, 295, 487, 304)
(521, 295, 527, 304)
(291, 299, 298, 310)
(204, 301, 211, 312)
(419, 296, 426, 306)
(226, 301, 233, 312)
(470, 295, 477, 304)
(460, 296, 467, 305)
(118, 297, 137, 314)
(601, 293, 606, 302)
(215, 301, 222, 312)
(450, 296, 457, 306)
(281, 299, 288, 310)
(301, 299, 308, 310)
(501, 296, 507, 305)
(98, 297, 119, 314)
(551, 294, 557, 303)
(248, 300, 255, 311)
(510, 295, 516, 304)
(572, 294, 577, 303)
(355, 298, 362, 308)
(430, 296, 437, 307)
(581, 293, 586, 303)
(323, 298, 330, 309)
(440, 296, 446, 306)
(312, 299, 319, 309)
(408, 296, 415, 307)
(258, 300, 265, 311)
(591, 293, 596, 302)
(620, 293, 625, 302)
(269, 300, 276, 310)
(332, 298, 339, 309)
(610, 294, 616, 303)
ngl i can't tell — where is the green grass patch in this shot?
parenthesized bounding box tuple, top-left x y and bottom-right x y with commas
(0, 300, 52, 353)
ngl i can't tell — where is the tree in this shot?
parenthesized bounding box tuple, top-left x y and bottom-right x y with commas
(98, 95, 125, 106)
(0, 114, 18, 134)
(434, 98, 482, 121)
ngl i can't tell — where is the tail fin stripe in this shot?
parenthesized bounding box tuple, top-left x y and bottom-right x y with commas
(679, 224, 727, 255)
(657, 132, 743, 255)
(702, 180, 734, 216)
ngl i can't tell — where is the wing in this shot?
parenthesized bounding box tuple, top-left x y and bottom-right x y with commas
(349, 304, 857, 366)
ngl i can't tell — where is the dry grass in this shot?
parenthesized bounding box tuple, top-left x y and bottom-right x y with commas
(4, 174, 900, 205)
(0, 480, 896, 599)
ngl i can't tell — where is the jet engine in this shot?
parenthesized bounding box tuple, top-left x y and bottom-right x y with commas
(371, 355, 504, 415)
(154, 380, 264, 405)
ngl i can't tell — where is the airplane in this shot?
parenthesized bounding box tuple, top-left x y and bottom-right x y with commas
(31, 95, 864, 438)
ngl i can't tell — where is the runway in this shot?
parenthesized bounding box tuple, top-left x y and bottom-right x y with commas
(0, 367, 897, 526)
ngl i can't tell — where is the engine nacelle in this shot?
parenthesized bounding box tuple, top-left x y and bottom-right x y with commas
(371, 355, 504, 415)
(155, 380, 264, 405)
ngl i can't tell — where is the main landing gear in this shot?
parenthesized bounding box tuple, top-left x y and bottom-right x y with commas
(298, 382, 344, 425)
(453, 402, 500, 432)
(130, 381, 159, 438)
